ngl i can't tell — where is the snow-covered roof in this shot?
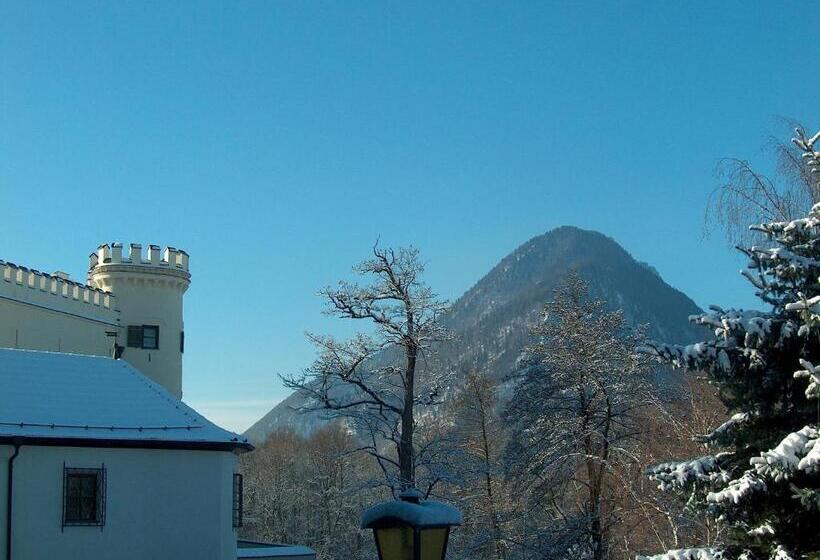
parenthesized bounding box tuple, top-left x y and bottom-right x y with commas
(0, 348, 251, 451)
(361, 496, 463, 529)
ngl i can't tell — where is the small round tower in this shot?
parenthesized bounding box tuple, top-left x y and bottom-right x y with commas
(88, 243, 191, 398)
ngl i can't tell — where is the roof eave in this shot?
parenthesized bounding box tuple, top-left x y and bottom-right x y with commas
(0, 435, 254, 453)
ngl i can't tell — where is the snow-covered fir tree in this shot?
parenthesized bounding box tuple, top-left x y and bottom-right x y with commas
(637, 129, 820, 560)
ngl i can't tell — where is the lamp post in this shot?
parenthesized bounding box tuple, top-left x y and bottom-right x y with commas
(361, 488, 462, 560)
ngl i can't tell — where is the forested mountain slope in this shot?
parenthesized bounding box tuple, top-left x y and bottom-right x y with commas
(246, 226, 703, 443)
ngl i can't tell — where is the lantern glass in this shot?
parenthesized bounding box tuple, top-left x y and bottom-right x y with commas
(419, 527, 449, 560)
(375, 526, 414, 560)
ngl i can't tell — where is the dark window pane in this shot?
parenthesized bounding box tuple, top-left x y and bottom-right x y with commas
(64, 468, 105, 527)
(142, 325, 159, 349)
(126, 326, 143, 348)
(232, 473, 243, 528)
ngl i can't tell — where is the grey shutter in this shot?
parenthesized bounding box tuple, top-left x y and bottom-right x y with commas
(126, 326, 143, 348)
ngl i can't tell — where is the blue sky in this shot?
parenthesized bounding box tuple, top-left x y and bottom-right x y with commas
(1, 2, 816, 432)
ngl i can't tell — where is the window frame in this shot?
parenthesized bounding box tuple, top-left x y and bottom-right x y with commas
(62, 464, 106, 530)
(141, 325, 159, 350)
(232, 473, 243, 528)
(126, 325, 160, 350)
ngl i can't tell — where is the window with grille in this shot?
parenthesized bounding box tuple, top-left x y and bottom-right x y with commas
(127, 325, 159, 349)
(63, 466, 106, 528)
(232, 473, 243, 528)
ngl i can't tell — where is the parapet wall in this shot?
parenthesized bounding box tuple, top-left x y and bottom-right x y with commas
(0, 260, 117, 324)
(90, 243, 189, 272)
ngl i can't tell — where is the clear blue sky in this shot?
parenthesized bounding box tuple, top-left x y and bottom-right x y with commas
(1, 2, 816, 432)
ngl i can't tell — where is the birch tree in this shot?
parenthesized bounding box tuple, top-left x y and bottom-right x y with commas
(706, 121, 818, 246)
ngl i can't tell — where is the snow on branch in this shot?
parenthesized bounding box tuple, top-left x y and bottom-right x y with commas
(694, 413, 752, 446)
(706, 471, 766, 505)
(635, 547, 724, 560)
(750, 426, 820, 478)
(792, 128, 820, 183)
(646, 454, 732, 492)
(793, 359, 820, 400)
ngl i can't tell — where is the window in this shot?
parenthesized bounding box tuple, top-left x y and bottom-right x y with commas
(142, 326, 159, 349)
(63, 466, 106, 528)
(126, 325, 159, 349)
(232, 473, 243, 528)
(180, 330, 185, 354)
(126, 325, 142, 348)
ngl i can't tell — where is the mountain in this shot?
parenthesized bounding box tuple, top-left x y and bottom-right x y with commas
(245, 226, 704, 444)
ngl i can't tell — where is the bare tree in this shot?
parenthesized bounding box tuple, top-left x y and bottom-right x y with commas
(505, 272, 652, 560)
(240, 426, 380, 560)
(610, 375, 727, 559)
(705, 120, 818, 245)
(451, 369, 509, 560)
(282, 245, 450, 494)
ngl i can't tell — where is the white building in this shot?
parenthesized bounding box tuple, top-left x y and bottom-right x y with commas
(0, 243, 190, 398)
(0, 245, 315, 560)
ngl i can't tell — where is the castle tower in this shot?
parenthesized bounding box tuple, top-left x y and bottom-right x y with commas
(88, 243, 191, 398)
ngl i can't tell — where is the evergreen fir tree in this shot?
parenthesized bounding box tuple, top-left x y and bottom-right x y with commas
(637, 129, 820, 560)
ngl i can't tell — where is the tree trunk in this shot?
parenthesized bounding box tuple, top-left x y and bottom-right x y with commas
(399, 340, 417, 490)
(477, 382, 505, 560)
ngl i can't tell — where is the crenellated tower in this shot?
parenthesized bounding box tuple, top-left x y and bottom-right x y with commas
(88, 243, 191, 398)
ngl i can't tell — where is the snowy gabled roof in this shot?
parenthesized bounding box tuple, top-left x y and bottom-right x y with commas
(0, 348, 252, 451)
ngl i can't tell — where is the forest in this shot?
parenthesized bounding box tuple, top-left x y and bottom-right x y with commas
(240, 127, 820, 560)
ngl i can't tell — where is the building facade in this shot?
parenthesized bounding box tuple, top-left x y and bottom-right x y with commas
(0, 349, 248, 560)
(0, 244, 315, 560)
(0, 243, 189, 398)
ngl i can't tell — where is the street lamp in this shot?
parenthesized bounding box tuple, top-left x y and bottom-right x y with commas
(361, 488, 462, 560)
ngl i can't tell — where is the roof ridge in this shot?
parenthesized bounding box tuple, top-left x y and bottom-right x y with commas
(117, 361, 202, 424)
(116, 359, 249, 443)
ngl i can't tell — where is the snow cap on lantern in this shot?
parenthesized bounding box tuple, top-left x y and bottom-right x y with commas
(361, 488, 462, 560)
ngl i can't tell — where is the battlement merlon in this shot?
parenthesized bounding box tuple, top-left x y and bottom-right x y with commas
(90, 243, 191, 281)
(1, 260, 115, 312)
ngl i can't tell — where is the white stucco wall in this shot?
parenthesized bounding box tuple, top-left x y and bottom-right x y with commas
(91, 269, 187, 398)
(0, 267, 117, 358)
(0, 444, 239, 560)
(87, 245, 190, 399)
(0, 250, 190, 398)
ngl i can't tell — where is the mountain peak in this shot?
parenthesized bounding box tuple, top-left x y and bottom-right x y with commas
(244, 228, 702, 443)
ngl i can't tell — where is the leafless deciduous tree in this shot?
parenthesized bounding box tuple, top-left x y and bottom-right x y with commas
(450, 369, 509, 560)
(282, 245, 450, 494)
(705, 120, 818, 245)
(505, 272, 652, 560)
(612, 375, 726, 559)
(240, 426, 380, 560)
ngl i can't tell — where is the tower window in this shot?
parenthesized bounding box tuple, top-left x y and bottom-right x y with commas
(232, 473, 243, 528)
(127, 325, 160, 349)
(63, 466, 106, 528)
(142, 326, 159, 349)
(126, 326, 142, 348)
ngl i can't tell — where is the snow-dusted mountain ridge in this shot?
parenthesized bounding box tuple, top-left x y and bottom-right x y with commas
(245, 226, 703, 443)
